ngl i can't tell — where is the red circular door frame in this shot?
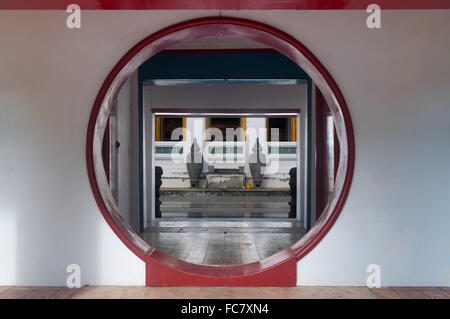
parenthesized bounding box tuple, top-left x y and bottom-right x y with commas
(86, 17, 355, 287)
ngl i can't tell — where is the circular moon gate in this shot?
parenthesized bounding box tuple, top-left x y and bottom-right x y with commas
(86, 17, 355, 286)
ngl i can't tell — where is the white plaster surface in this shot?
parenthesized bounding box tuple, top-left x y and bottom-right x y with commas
(0, 10, 449, 286)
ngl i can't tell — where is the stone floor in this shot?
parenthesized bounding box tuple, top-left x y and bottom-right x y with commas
(1, 286, 449, 299)
(160, 194, 291, 218)
(141, 220, 306, 265)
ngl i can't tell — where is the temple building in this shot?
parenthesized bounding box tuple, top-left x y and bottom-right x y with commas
(154, 115, 299, 189)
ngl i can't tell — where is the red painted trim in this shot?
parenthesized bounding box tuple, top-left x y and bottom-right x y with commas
(2, 0, 450, 10)
(147, 250, 297, 286)
(86, 16, 355, 286)
(101, 118, 110, 184)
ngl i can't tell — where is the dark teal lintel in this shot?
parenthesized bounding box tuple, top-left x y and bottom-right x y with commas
(139, 52, 310, 81)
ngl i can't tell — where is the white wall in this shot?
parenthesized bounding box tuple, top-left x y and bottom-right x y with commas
(278, 10, 450, 286)
(147, 84, 306, 110)
(0, 10, 449, 286)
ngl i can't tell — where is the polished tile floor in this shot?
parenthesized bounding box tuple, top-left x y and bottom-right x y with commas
(141, 220, 306, 265)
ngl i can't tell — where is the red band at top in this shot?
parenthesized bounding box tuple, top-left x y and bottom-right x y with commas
(1, 0, 450, 10)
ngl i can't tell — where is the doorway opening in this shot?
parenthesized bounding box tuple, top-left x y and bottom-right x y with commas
(87, 17, 354, 286)
(153, 113, 298, 220)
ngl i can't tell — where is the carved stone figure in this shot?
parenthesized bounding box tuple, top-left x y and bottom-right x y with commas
(248, 138, 267, 187)
(186, 138, 203, 187)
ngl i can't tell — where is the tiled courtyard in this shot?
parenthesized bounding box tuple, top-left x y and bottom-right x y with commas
(141, 220, 306, 265)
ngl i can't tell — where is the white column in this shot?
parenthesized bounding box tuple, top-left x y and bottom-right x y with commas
(245, 117, 266, 147)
